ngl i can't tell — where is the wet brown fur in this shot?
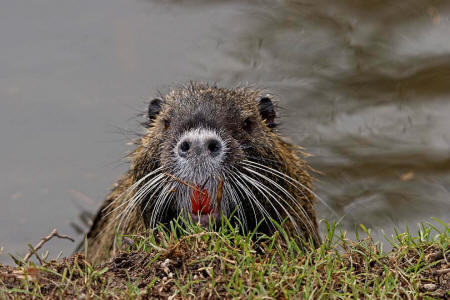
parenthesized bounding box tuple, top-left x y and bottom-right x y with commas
(86, 83, 319, 263)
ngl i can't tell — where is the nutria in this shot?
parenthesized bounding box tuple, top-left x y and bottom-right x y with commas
(85, 83, 320, 262)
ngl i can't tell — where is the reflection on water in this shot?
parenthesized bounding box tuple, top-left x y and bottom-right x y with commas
(192, 0, 450, 233)
(1, 0, 449, 263)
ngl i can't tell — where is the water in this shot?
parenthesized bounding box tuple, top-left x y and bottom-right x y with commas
(1, 0, 449, 263)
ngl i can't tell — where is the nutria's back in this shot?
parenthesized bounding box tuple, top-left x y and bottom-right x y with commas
(86, 83, 320, 262)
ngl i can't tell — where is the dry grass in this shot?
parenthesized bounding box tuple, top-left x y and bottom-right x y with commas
(1, 218, 449, 299)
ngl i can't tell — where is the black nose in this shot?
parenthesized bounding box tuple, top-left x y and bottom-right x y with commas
(177, 137, 223, 158)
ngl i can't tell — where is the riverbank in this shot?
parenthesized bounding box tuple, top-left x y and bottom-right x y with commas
(1, 220, 448, 299)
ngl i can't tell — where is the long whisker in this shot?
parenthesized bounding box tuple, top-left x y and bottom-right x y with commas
(227, 168, 276, 233)
(231, 168, 284, 226)
(240, 165, 314, 227)
(234, 167, 303, 234)
(130, 174, 168, 226)
(149, 181, 177, 228)
(97, 170, 165, 241)
(222, 169, 251, 231)
(102, 167, 164, 217)
(238, 165, 320, 243)
(218, 174, 247, 231)
(158, 183, 178, 224)
(238, 170, 306, 237)
(139, 178, 168, 222)
(112, 173, 166, 236)
(112, 173, 166, 224)
(242, 159, 336, 216)
(223, 168, 256, 224)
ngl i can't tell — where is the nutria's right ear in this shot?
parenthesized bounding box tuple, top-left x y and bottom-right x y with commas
(148, 98, 163, 122)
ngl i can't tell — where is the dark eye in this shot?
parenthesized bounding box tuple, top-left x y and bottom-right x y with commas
(163, 119, 171, 130)
(243, 117, 252, 132)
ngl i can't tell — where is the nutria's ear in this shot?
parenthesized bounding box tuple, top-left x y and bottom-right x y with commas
(148, 98, 163, 122)
(258, 96, 277, 129)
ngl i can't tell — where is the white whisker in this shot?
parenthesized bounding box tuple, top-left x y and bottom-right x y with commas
(227, 168, 276, 233)
(239, 165, 320, 243)
(242, 160, 336, 216)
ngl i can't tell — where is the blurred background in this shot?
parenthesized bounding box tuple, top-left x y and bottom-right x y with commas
(1, 0, 449, 263)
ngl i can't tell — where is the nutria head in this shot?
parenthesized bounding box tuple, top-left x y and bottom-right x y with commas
(115, 83, 319, 243)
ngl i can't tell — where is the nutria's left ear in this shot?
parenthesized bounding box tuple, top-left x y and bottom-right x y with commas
(148, 98, 163, 122)
(258, 96, 277, 129)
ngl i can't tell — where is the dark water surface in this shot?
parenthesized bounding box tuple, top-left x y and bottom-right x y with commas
(1, 0, 449, 263)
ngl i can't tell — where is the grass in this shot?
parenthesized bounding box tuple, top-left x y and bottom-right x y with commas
(0, 217, 449, 299)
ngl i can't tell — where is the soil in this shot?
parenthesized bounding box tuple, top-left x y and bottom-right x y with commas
(1, 234, 449, 299)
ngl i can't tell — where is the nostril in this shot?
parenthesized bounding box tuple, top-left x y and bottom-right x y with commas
(180, 141, 190, 152)
(207, 139, 222, 155)
(178, 140, 191, 157)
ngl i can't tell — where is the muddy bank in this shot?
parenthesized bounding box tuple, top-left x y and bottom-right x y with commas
(1, 224, 449, 299)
